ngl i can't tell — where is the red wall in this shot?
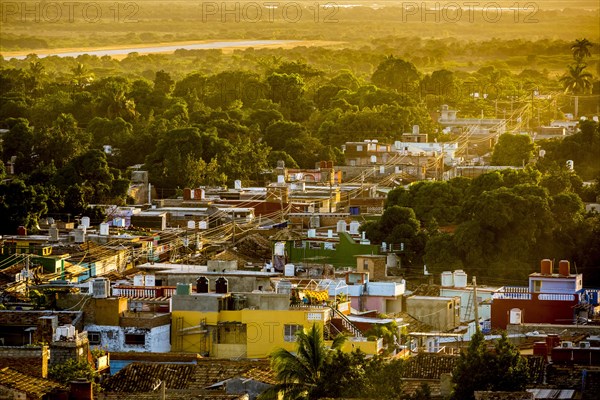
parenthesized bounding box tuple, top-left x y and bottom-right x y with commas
(491, 294, 578, 329)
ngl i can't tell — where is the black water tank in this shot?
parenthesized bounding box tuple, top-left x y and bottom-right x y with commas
(215, 277, 228, 294)
(196, 277, 209, 293)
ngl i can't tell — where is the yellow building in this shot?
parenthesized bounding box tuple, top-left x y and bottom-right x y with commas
(171, 290, 381, 358)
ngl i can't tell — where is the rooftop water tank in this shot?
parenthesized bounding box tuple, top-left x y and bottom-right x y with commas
(49, 225, 59, 241)
(92, 278, 110, 298)
(541, 259, 553, 275)
(81, 216, 90, 228)
(145, 275, 155, 287)
(133, 275, 144, 286)
(509, 308, 522, 325)
(336, 220, 347, 233)
(441, 271, 454, 287)
(274, 242, 285, 256)
(113, 217, 126, 227)
(559, 260, 570, 276)
(73, 228, 85, 244)
(453, 270, 467, 288)
(99, 222, 110, 236)
(284, 264, 295, 277)
(176, 283, 192, 295)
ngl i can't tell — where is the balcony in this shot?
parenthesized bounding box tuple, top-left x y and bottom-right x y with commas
(112, 285, 176, 298)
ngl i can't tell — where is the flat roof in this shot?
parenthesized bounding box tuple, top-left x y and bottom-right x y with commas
(191, 271, 280, 277)
(408, 296, 457, 301)
(408, 332, 464, 337)
(529, 273, 582, 279)
(134, 210, 169, 216)
(137, 263, 280, 277)
(440, 286, 502, 293)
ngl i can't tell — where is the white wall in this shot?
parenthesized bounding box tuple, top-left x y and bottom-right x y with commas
(440, 288, 493, 322)
(366, 281, 405, 297)
(85, 324, 171, 353)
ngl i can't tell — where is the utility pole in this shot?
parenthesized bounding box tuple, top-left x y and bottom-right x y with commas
(329, 172, 333, 213)
(472, 276, 479, 332)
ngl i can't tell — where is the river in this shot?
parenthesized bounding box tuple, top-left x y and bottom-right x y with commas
(8, 40, 300, 60)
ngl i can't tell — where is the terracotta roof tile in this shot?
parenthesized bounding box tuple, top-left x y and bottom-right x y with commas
(402, 353, 458, 379)
(103, 363, 196, 392)
(102, 360, 273, 393)
(0, 367, 65, 397)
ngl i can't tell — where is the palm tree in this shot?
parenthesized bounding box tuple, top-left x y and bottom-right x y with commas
(100, 82, 137, 120)
(560, 63, 593, 117)
(27, 61, 46, 94)
(261, 324, 346, 400)
(70, 63, 94, 89)
(571, 38, 593, 62)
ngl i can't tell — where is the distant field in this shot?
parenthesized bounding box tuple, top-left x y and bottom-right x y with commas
(1, 1, 598, 53)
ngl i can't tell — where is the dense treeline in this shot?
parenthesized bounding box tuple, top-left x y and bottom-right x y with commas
(363, 121, 600, 286)
(0, 36, 599, 286)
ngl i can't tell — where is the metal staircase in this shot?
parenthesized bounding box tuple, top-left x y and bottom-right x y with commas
(330, 307, 364, 338)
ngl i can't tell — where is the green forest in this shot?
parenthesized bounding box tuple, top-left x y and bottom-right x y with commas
(1, 2, 599, 286)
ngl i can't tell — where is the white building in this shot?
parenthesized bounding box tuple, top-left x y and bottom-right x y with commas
(85, 322, 171, 353)
(394, 141, 461, 165)
(438, 104, 507, 136)
(439, 270, 502, 323)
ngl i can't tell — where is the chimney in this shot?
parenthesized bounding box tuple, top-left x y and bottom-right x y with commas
(70, 380, 93, 400)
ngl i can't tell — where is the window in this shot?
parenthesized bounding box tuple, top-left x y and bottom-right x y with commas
(88, 331, 101, 345)
(294, 240, 304, 249)
(124, 333, 145, 345)
(284, 324, 303, 342)
(533, 280, 542, 293)
(356, 145, 363, 151)
(309, 242, 321, 250)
